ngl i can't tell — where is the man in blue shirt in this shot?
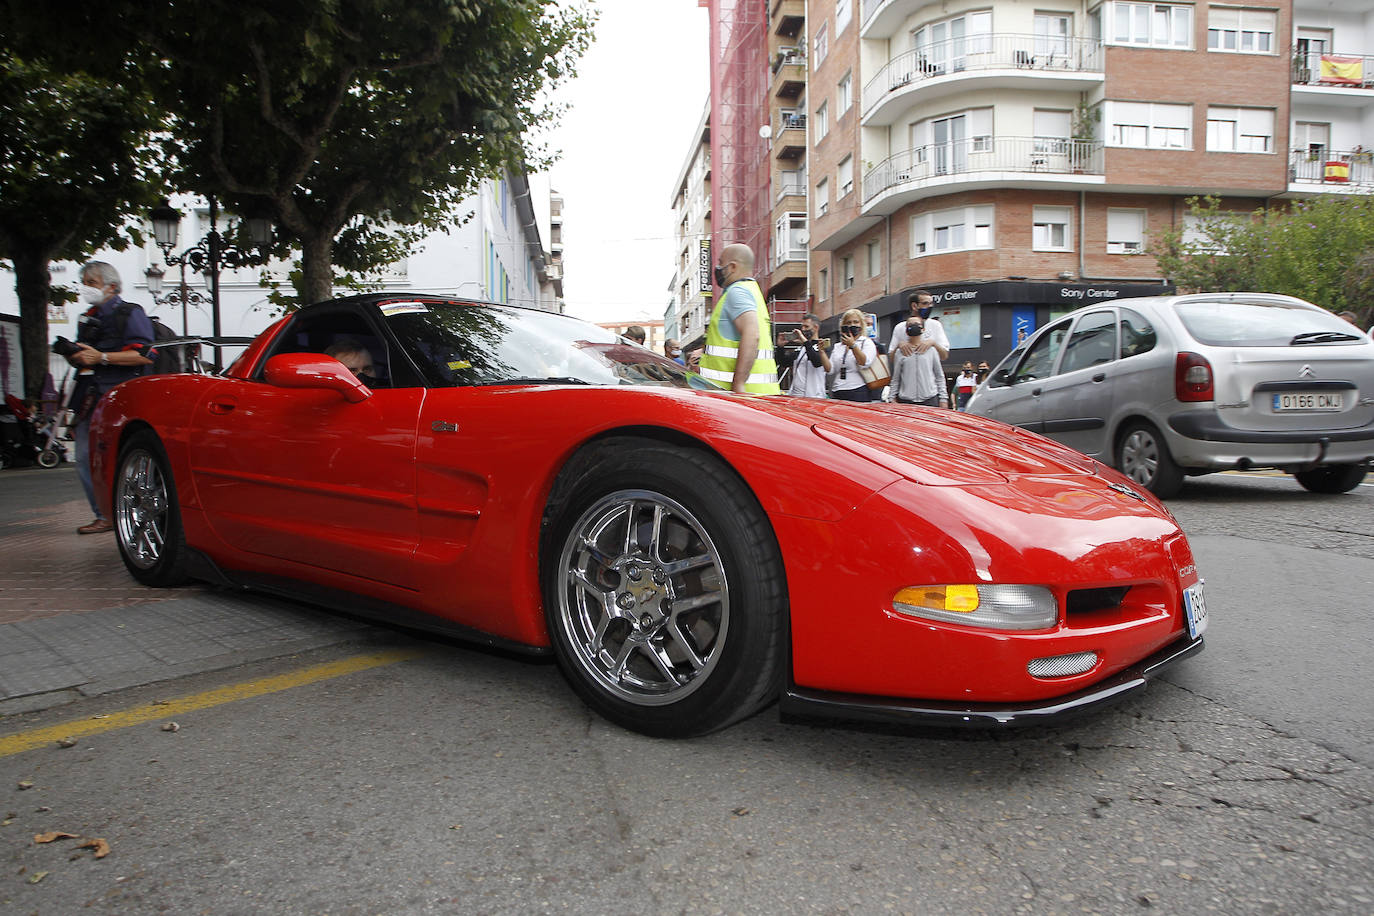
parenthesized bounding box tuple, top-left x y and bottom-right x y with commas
(62, 261, 154, 534)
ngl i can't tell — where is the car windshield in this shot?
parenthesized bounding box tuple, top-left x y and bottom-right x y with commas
(1174, 299, 1366, 348)
(381, 300, 707, 389)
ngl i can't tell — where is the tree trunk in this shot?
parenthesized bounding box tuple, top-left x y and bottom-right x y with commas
(298, 231, 335, 305)
(9, 244, 56, 402)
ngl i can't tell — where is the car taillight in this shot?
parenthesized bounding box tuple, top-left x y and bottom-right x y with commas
(1175, 352, 1213, 402)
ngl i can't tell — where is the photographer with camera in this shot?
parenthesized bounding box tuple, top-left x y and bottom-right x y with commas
(60, 261, 154, 534)
(773, 312, 831, 398)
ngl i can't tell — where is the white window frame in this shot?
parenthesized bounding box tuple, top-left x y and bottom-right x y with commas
(866, 240, 881, 278)
(1206, 106, 1273, 152)
(841, 256, 855, 290)
(1032, 206, 1074, 251)
(836, 70, 852, 117)
(815, 100, 829, 142)
(838, 155, 854, 198)
(1207, 7, 1275, 54)
(815, 177, 829, 217)
(818, 267, 829, 301)
(776, 211, 808, 263)
(1106, 101, 1192, 149)
(1109, 2, 1192, 49)
(910, 205, 995, 258)
(814, 23, 829, 64)
(836, 0, 852, 32)
(1034, 13, 1072, 56)
(1107, 208, 1146, 254)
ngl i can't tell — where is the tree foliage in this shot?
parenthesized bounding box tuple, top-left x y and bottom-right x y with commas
(0, 55, 165, 399)
(1153, 195, 1374, 323)
(121, 0, 594, 303)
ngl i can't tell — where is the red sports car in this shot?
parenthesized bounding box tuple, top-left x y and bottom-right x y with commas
(90, 294, 1206, 736)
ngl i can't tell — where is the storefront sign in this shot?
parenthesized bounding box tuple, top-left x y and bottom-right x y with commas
(698, 240, 712, 293)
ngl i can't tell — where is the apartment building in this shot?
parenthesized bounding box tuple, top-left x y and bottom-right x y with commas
(667, 102, 714, 346)
(760, 0, 1372, 369)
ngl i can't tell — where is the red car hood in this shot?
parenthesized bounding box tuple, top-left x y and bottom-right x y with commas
(754, 397, 1103, 487)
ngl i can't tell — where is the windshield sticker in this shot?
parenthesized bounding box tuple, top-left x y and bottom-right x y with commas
(379, 302, 431, 317)
(447, 359, 472, 371)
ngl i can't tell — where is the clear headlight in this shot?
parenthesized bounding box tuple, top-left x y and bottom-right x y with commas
(892, 584, 1058, 630)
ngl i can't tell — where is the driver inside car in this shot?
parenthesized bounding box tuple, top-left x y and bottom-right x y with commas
(324, 336, 380, 388)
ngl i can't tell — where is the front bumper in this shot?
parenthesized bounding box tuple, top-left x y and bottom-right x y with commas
(780, 634, 1203, 728)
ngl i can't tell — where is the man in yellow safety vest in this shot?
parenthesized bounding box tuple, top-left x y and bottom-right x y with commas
(699, 243, 781, 394)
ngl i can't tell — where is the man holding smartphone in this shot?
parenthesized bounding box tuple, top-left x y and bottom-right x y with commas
(774, 312, 831, 398)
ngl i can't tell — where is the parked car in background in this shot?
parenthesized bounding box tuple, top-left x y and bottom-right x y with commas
(966, 293, 1374, 496)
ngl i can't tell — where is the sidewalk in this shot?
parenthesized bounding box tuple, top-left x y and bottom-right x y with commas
(0, 466, 378, 715)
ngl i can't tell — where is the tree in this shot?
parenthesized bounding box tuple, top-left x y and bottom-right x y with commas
(126, 0, 593, 304)
(1153, 194, 1374, 318)
(0, 56, 165, 400)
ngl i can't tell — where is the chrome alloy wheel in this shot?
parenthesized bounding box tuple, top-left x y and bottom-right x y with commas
(1119, 428, 1160, 487)
(557, 490, 729, 706)
(115, 449, 170, 570)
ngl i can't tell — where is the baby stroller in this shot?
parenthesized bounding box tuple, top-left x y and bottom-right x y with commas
(32, 403, 69, 468)
(1, 394, 41, 469)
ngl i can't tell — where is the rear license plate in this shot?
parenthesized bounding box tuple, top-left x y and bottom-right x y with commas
(1272, 392, 1344, 411)
(1182, 582, 1208, 639)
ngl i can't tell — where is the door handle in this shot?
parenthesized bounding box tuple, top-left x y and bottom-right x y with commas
(208, 398, 237, 415)
(1092, 373, 1106, 382)
(1031, 388, 1042, 396)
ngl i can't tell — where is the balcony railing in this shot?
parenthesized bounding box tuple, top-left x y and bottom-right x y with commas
(772, 46, 806, 73)
(775, 110, 807, 134)
(769, 299, 810, 324)
(1292, 53, 1374, 89)
(862, 34, 1103, 116)
(863, 136, 1104, 204)
(1289, 148, 1374, 188)
(775, 181, 806, 202)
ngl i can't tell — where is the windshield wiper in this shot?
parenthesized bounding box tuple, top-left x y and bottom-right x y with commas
(481, 376, 593, 386)
(1290, 331, 1363, 345)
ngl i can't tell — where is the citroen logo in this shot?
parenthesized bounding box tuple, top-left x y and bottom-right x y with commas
(1298, 365, 1315, 379)
(1108, 482, 1147, 502)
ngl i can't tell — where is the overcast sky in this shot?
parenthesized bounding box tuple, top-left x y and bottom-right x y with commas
(543, 0, 710, 324)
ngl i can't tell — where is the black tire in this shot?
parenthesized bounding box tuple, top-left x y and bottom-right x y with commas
(37, 449, 60, 469)
(113, 430, 192, 587)
(542, 438, 786, 737)
(1116, 421, 1184, 498)
(1294, 464, 1367, 494)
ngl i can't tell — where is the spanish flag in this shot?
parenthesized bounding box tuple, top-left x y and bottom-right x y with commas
(1325, 160, 1350, 183)
(1320, 55, 1364, 86)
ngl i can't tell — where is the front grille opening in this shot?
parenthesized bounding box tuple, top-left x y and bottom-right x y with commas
(1066, 586, 1130, 617)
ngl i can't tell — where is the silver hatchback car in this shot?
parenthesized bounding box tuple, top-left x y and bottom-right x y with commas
(965, 293, 1374, 497)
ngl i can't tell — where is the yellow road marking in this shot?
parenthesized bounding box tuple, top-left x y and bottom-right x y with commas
(0, 649, 425, 759)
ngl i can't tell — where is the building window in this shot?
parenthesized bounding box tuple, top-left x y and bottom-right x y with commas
(1033, 109, 1073, 152)
(1107, 101, 1191, 149)
(841, 256, 855, 290)
(836, 0, 852, 32)
(866, 240, 881, 278)
(1110, 2, 1192, 48)
(1206, 107, 1274, 152)
(818, 268, 829, 301)
(1034, 13, 1072, 56)
(1033, 206, 1073, 251)
(1207, 7, 1275, 53)
(776, 211, 808, 262)
(815, 101, 828, 142)
(911, 205, 995, 257)
(836, 70, 852, 117)
(815, 177, 829, 217)
(814, 23, 828, 64)
(838, 156, 854, 198)
(1107, 209, 1146, 254)
(914, 12, 993, 75)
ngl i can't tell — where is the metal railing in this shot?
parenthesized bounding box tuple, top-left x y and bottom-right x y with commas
(1289, 148, 1374, 187)
(776, 181, 806, 202)
(863, 136, 1104, 204)
(772, 46, 806, 73)
(775, 110, 807, 135)
(1292, 53, 1374, 88)
(863, 34, 1103, 116)
(769, 299, 810, 324)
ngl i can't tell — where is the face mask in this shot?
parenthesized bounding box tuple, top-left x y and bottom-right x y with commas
(80, 285, 106, 305)
(713, 265, 728, 288)
(918, 306, 933, 319)
(906, 322, 923, 337)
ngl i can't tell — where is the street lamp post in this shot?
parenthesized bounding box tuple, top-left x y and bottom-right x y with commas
(142, 263, 211, 337)
(149, 195, 273, 366)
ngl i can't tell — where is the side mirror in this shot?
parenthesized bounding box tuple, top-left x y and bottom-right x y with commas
(993, 368, 1011, 385)
(263, 353, 371, 403)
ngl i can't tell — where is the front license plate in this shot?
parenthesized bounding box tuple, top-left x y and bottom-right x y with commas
(1272, 391, 1344, 412)
(1182, 582, 1208, 639)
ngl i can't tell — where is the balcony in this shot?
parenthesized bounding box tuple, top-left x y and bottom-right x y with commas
(1288, 148, 1374, 192)
(772, 45, 806, 99)
(862, 35, 1103, 126)
(862, 136, 1104, 215)
(775, 180, 806, 204)
(772, 0, 803, 38)
(773, 109, 807, 160)
(1292, 52, 1374, 108)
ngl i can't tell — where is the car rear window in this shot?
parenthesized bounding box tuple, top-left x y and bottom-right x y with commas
(1173, 299, 1366, 347)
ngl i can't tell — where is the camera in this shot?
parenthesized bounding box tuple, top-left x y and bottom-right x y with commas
(51, 337, 83, 358)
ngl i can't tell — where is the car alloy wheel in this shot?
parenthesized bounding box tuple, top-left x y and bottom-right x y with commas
(557, 489, 729, 707)
(1117, 422, 1183, 498)
(115, 448, 171, 570)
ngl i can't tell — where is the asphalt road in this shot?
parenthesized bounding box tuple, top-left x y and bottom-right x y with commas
(2, 471, 1372, 914)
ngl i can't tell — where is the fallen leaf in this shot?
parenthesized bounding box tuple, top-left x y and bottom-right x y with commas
(34, 831, 79, 844)
(732, 807, 751, 817)
(77, 837, 111, 859)
(17, 781, 34, 791)
(160, 722, 180, 733)
(56, 738, 77, 749)
(28, 871, 48, 884)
